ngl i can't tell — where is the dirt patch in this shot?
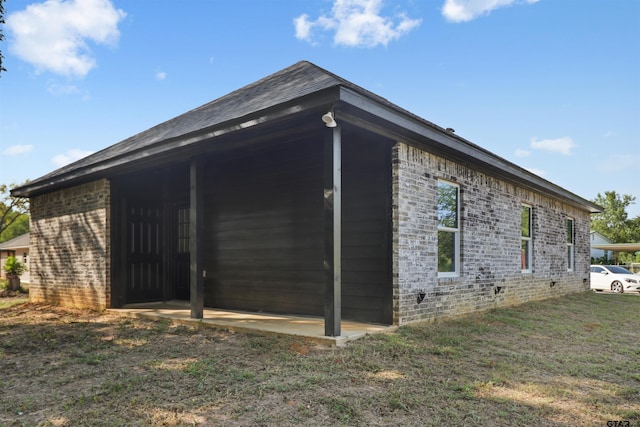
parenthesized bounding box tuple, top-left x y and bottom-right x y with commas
(1, 294, 639, 426)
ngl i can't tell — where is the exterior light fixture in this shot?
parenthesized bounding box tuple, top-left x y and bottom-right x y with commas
(322, 111, 337, 128)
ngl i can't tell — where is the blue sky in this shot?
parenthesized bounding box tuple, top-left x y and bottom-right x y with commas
(1, 0, 639, 217)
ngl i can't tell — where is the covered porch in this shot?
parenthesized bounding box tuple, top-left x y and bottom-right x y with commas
(108, 116, 395, 337)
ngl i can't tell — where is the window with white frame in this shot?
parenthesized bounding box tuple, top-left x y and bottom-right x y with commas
(566, 217, 574, 271)
(521, 204, 532, 272)
(437, 180, 460, 276)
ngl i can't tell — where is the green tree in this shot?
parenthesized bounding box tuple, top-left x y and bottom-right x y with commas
(620, 215, 640, 263)
(591, 191, 639, 243)
(0, 211, 29, 242)
(591, 191, 640, 263)
(0, 183, 30, 242)
(628, 216, 640, 241)
(0, 0, 6, 76)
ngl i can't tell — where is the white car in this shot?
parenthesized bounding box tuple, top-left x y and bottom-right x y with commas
(590, 265, 640, 293)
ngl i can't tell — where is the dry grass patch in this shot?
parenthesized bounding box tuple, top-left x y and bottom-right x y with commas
(1, 292, 639, 426)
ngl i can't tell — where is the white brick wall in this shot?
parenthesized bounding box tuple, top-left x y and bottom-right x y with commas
(392, 142, 590, 325)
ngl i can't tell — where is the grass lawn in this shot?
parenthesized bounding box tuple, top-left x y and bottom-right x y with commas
(0, 291, 638, 426)
(0, 280, 29, 309)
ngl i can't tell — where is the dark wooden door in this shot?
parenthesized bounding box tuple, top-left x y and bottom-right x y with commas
(174, 205, 190, 300)
(126, 203, 164, 303)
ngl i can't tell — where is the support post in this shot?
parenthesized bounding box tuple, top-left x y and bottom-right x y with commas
(189, 159, 204, 319)
(324, 125, 342, 336)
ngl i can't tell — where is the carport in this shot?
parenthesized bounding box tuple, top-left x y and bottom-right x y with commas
(591, 243, 640, 267)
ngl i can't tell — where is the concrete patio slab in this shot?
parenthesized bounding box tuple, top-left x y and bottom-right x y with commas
(109, 301, 395, 346)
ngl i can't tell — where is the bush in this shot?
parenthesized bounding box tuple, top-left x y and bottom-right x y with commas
(3, 255, 27, 277)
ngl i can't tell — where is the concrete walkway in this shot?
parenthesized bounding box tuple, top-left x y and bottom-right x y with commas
(109, 301, 395, 346)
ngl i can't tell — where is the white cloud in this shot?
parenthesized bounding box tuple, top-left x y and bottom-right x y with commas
(602, 130, 616, 139)
(442, 0, 539, 23)
(294, 0, 421, 48)
(6, 0, 126, 78)
(530, 136, 576, 155)
(524, 167, 545, 177)
(3, 144, 34, 155)
(294, 14, 314, 42)
(514, 148, 530, 158)
(52, 149, 94, 167)
(155, 71, 167, 81)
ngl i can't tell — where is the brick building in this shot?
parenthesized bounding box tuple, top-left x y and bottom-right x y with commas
(0, 232, 31, 283)
(13, 61, 600, 336)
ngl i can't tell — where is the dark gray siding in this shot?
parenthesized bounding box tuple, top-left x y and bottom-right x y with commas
(203, 130, 392, 324)
(342, 132, 393, 324)
(203, 138, 325, 316)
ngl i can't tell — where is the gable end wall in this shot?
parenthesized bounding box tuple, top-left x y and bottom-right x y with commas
(392, 142, 590, 325)
(29, 180, 111, 310)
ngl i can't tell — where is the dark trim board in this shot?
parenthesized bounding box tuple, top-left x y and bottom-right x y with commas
(189, 159, 205, 318)
(324, 125, 342, 336)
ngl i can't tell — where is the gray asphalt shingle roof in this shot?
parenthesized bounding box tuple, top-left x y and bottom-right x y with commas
(12, 60, 601, 213)
(0, 233, 30, 251)
(28, 61, 344, 186)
